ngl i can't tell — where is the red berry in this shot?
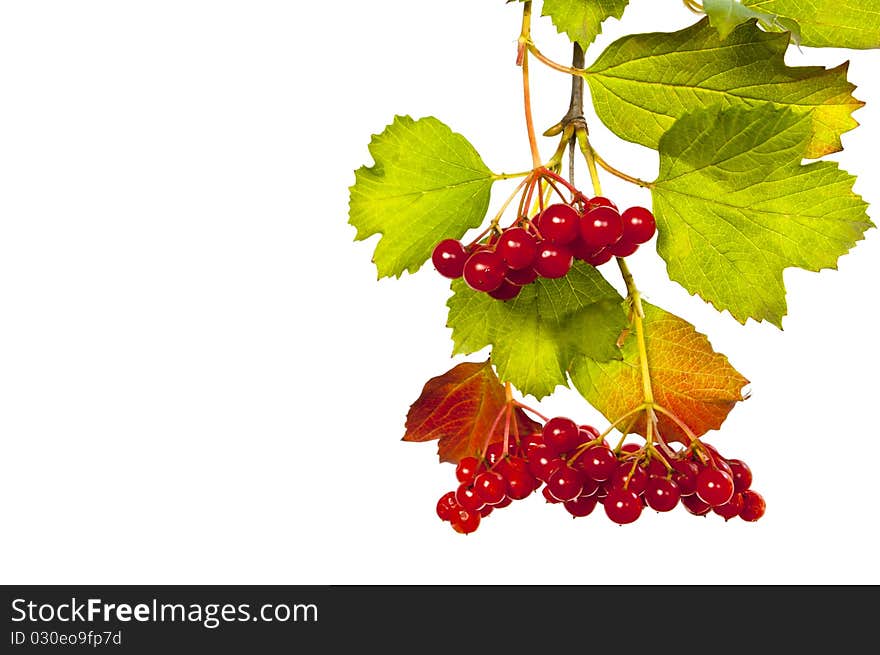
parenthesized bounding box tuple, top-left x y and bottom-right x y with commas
(542, 416, 581, 455)
(463, 250, 507, 292)
(620, 443, 641, 454)
(727, 458, 753, 493)
(492, 495, 513, 509)
(621, 207, 656, 244)
(546, 465, 585, 502)
(579, 445, 617, 481)
(644, 477, 681, 512)
(606, 239, 639, 257)
(496, 227, 539, 269)
(455, 483, 485, 512)
(484, 441, 505, 466)
(608, 461, 648, 495)
(696, 468, 735, 507)
(604, 488, 642, 524)
(584, 248, 613, 266)
(488, 279, 522, 301)
(450, 508, 481, 534)
(579, 425, 601, 440)
(739, 490, 766, 522)
(587, 196, 618, 211)
(533, 242, 573, 279)
(505, 266, 538, 286)
(537, 204, 580, 244)
(713, 492, 745, 521)
(671, 459, 700, 496)
(564, 495, 598, 518)
(431, 239, 469, 279)
(681, 493, 712, 516)
(579, 475, 599, 498)
(526, 446, 564, 482)
(496, 455, 529, 477)
(542, 486, 562, 504)
(645, 457, 667, 478)
(580, 206, 623, 248)
(436, 491, 459, 521)
(569, 237, 595, 261)
(505, 467, 537, 500)
(455, 457, 481, 484)
(473, 471, 506, 506)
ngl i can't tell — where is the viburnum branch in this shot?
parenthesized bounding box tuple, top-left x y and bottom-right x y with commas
(518, 2, 542, 168)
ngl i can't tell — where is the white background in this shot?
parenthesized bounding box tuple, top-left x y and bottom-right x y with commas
(1, 1, 877, 585)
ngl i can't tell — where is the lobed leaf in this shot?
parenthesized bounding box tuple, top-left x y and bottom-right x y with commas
(447, 262, 626, 400)
(570, 304, 750, 442)
(348, 115, 494, 278)
(403, 360, 542, 464)
(540, 0, 630, 48)
(584, 18, 863, 159)
(652, 105, 873, 326)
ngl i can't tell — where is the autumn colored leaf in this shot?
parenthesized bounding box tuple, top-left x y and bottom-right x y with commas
(403, 360, 542, 464)
(570, 304, 749, 442)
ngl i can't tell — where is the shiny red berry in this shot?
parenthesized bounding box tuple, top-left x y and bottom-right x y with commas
(713, 492, 745, 521)
(488, 279, 522, 301)
(620, 206, 656, 244)
(564, 495, 598, 518)
(538, 204, 581, 244)
(580, 206, 624, 248)
(533, 242, 573, 279)
(727, 458, 753, 493)
(496, 227, 538, 270)
(739, 490, 766, 522)
(644, 477, 681, 512)
(450, 508, 481, 534)
(696, 468, 735, 507)
(436, 491, 459, 521)
(505, 266, 538, 286)
(604, 488, 642, 524)
(431, 239, 469, 278)
(463, 250, 507, 292)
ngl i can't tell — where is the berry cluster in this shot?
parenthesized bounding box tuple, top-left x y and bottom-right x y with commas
(436, 416, 765, 534)
(431, 196, 656, 301)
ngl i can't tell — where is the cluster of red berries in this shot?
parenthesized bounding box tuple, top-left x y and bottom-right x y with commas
(436, 415, 765, 534)
(430, 197, 656, 301)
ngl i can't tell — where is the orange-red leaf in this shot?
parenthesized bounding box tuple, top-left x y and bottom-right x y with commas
(404, 360, 542, 464)
(571, 304, 749, 442)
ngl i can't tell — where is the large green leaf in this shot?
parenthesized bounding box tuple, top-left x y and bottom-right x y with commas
(349, 115, 494, 278)
(652, 105, 873, 327)
(744, 0, 880, 49)
(584, 18, 863, 158)
(447, 262, 626, 400)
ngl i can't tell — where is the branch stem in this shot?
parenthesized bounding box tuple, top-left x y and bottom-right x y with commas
(519, 3, 542, 168)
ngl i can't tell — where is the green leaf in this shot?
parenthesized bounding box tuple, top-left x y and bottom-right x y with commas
(584, 18, 863, 159)
(446, 262, 626, 399)
(349, 115, 495, 278)
(652, 105, 873, 327)
(570, 303, 749, 441)
(703, 0, 798, 41)
(539, 0, 630, 48)
(744, 0, 880, 49)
